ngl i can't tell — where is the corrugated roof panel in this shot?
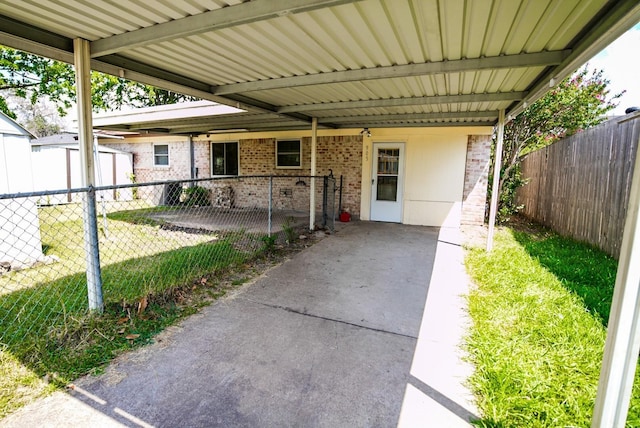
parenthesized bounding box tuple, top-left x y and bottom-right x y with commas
(480, 67, 546, 93)
(414, 0, 444, 61)
(177, 36, 269, 83)
(357, 1, 409, 66)
(506, 67, 550, 92)
(127, 43, 219, 82)
(439, 0, 465, 60)
(544, 0, 610, 50)
(227, 26, 308, 78)
(258, 20, 337, 73)
(463, 0, 493, 58)
(236, 20, 321, 76)
(2, 0, 110, 40)
(459, 72, 477, 95)
(384, 0, 425, 64)
(288, 13, 359, 70)
(526, 0, 581, 51)
(502, 0, 551, 54)
(416, 76, 439, 97)
(193, 32, 281, 83)
(0, 0, 234, 39)
(482, 0, 524, 56)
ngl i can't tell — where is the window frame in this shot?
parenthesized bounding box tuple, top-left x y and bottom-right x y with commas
(153, 143, 170, 167)
(210, 141, 240, 177)
(275, 139, 302, 169)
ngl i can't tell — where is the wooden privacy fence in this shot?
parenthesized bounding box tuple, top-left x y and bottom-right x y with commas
(517, 113, 640, 258)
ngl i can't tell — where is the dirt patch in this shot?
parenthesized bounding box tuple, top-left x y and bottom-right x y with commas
(461, 216, 555, 249)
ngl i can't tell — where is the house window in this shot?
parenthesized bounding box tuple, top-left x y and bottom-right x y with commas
(211, 142, 239, 176)
(276, 139, 301, 168)
(154, 144, 169, 166)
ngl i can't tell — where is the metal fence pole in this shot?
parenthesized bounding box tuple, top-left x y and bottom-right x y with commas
(338, 175, 343, 214)
(322, 176, 328, 228)
(84, 186, 103, 311)
(268, 175, 273, 236)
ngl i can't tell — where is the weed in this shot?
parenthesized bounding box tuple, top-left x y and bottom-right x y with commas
(260, 235, 277, 253)
(282, 216, 297, 244)
(127, 172, 138, 199)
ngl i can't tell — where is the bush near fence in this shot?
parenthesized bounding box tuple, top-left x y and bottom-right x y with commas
(517, 114, 640, 258)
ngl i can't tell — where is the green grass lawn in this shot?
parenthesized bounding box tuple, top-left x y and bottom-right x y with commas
(0, 201, 274, 418)
(465, 223, 640, 427)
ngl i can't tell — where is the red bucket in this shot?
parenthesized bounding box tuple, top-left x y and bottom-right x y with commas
(339, 211, 351, 222)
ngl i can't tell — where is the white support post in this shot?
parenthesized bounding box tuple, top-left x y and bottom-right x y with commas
(309, 117, 317, 231)
(592, 131, 640, 427)
(486, 109, 505, 252)
(75, 38, 103, 312)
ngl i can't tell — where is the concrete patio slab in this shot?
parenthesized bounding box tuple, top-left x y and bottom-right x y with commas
(1, 222, 478, 427)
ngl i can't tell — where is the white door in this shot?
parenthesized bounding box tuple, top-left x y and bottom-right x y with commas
(371, 143, 404, 222)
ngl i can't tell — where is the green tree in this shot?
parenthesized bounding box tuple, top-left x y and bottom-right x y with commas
(6, 94, 64, 137)
(0, 46, 197, 118)
(491, 67, 622, 222)
(0, 96, 16, 119)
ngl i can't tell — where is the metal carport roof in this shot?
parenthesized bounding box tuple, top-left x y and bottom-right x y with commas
(0, 0, 639, 134)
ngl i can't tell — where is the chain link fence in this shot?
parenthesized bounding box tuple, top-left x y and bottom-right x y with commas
(0, 175, 336, 350)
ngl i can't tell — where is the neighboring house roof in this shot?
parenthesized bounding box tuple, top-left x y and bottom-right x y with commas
(32, 132, 125, 147)
(0, 111, 36, 139)
(31, 132, 80, 145)
(31, 143, 131, 155)
(0, 1, 637, 133)
(91, 101, 245, 135)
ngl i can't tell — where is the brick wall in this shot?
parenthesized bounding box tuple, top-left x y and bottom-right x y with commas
(461, 135, 491, 225)
(102, 140, 191, 183)
(102, 140, 192, 204)
(105, 135, 363, 216)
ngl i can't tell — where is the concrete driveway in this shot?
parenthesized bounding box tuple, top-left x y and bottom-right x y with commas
(1, 222, 477, 427)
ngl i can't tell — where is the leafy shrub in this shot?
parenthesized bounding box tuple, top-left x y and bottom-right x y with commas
(183, 186, 210, 206)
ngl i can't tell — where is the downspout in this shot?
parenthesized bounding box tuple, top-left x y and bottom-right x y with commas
(486, 109, 505, 252)
(189, 135, 196, 182)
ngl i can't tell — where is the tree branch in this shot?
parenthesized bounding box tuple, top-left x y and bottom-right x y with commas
(0, 82, 40, 90)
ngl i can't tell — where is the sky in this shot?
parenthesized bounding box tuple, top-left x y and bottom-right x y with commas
(588, 22, 640, 115)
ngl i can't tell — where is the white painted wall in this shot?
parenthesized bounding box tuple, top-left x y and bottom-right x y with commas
(360, 127, 492, 227)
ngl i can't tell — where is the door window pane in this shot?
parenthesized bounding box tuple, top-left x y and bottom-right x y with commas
(377, 176, 398, 201)
(377, 149, 399, 174)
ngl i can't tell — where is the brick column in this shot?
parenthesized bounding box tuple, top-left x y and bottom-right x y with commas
(461, 135, 491, 225)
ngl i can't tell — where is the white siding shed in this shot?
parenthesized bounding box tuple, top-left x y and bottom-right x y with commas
(0, 112, 45, 268)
